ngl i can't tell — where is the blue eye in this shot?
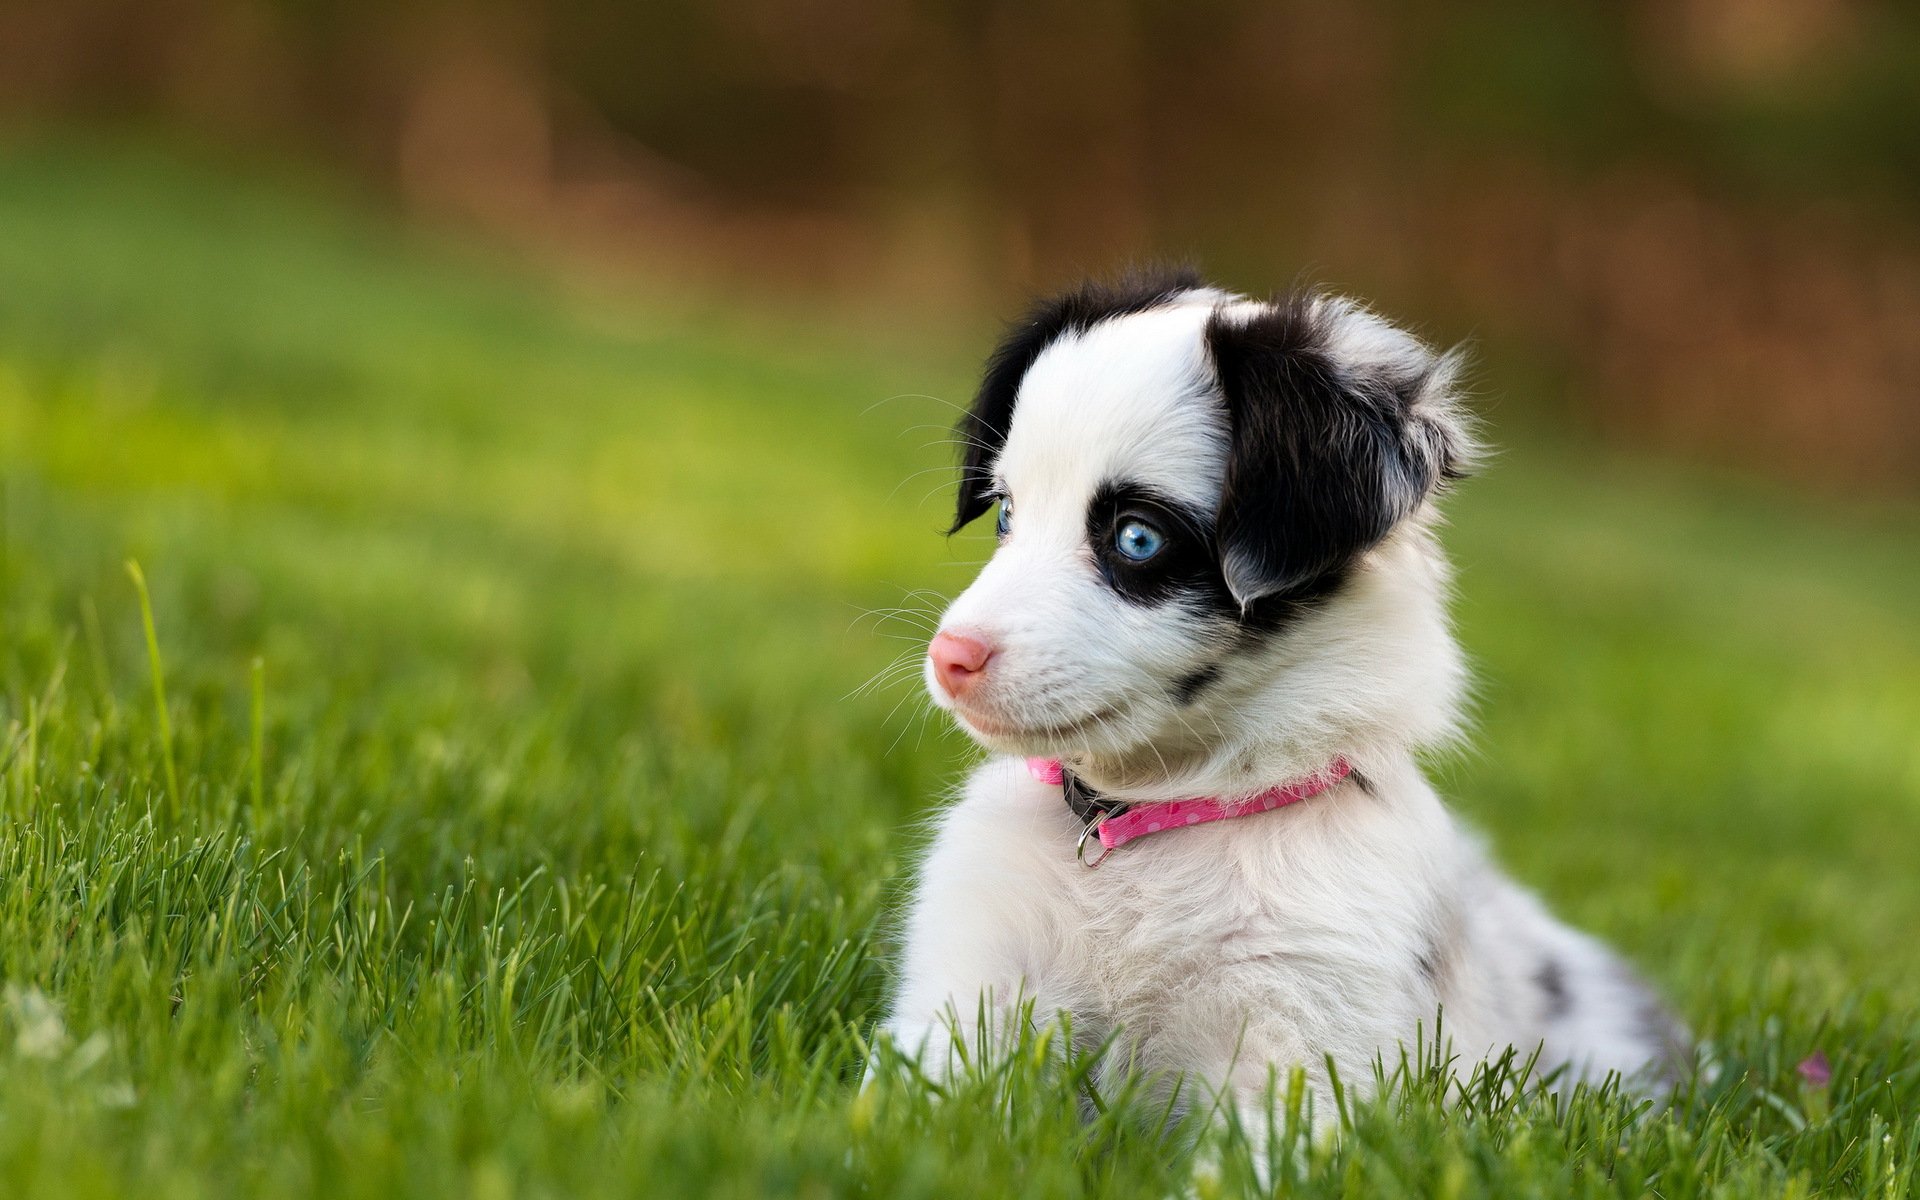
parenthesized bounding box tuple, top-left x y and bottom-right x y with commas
(995, 498, 1013, 538)
(1114, 519, 1165, 562)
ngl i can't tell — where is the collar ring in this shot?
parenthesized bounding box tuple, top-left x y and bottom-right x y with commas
(1075, 816, 1112, 869)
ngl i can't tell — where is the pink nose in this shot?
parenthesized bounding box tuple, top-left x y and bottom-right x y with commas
(929, 631, 994, 699)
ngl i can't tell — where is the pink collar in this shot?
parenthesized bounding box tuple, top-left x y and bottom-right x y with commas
(1026, 755, 1353, 866)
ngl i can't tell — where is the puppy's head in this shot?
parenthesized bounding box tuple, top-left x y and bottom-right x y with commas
(925, 269, 1474, 773)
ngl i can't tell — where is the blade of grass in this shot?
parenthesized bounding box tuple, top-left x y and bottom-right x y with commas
(250, 655, 266, 821)
(125, 558, 180, 817)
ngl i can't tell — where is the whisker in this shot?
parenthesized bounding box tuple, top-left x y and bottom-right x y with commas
(861, 392, 962, 418)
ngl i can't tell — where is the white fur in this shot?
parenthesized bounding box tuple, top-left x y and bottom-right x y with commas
(881, 290, 1685, 1147)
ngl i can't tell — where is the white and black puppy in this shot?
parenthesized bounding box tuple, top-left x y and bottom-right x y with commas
(882, 269, 1687, 1137)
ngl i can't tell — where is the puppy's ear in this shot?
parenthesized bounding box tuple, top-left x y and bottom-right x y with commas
(951, 327, 1030, 533)
(953, 266, 1211, 532)
(1206, 293, 1474, 607)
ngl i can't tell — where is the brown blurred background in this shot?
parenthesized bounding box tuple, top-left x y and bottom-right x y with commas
(4, 0, 1918, 488)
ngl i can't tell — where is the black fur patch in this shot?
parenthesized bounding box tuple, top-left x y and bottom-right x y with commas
(1611, 962, 1692, 1084)
(1417, 931, 1455, 997)
(1535, 957, 1571, 1020)
(950, 266, 1205, 532)
(1170, 662, 1222, 705)
(1204, 292, 1463, 606)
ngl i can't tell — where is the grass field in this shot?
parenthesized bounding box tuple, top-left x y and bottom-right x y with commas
(2, 135, 1918, 1198)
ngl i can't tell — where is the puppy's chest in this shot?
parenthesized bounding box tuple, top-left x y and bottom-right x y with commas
(1054, 834, 1378, 1005)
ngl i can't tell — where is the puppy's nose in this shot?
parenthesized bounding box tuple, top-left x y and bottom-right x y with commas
(929, 631, 994, 699)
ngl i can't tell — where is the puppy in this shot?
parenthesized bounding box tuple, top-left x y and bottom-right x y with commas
(881, 270, 1687, 1141)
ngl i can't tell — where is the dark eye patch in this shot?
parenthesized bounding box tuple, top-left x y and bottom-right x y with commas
(1084, 479, 1356, 646)
(1085, 481, 1221, 606)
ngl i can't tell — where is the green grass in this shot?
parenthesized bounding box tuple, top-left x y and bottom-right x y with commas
(2, 135, 1918, 1198)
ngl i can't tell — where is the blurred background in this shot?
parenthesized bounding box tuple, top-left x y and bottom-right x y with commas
(4, 0, 1918, 486)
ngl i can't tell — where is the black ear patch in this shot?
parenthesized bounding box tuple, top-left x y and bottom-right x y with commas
(1206, 293, 1468, 608)
(951, 266, 1206, 532)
